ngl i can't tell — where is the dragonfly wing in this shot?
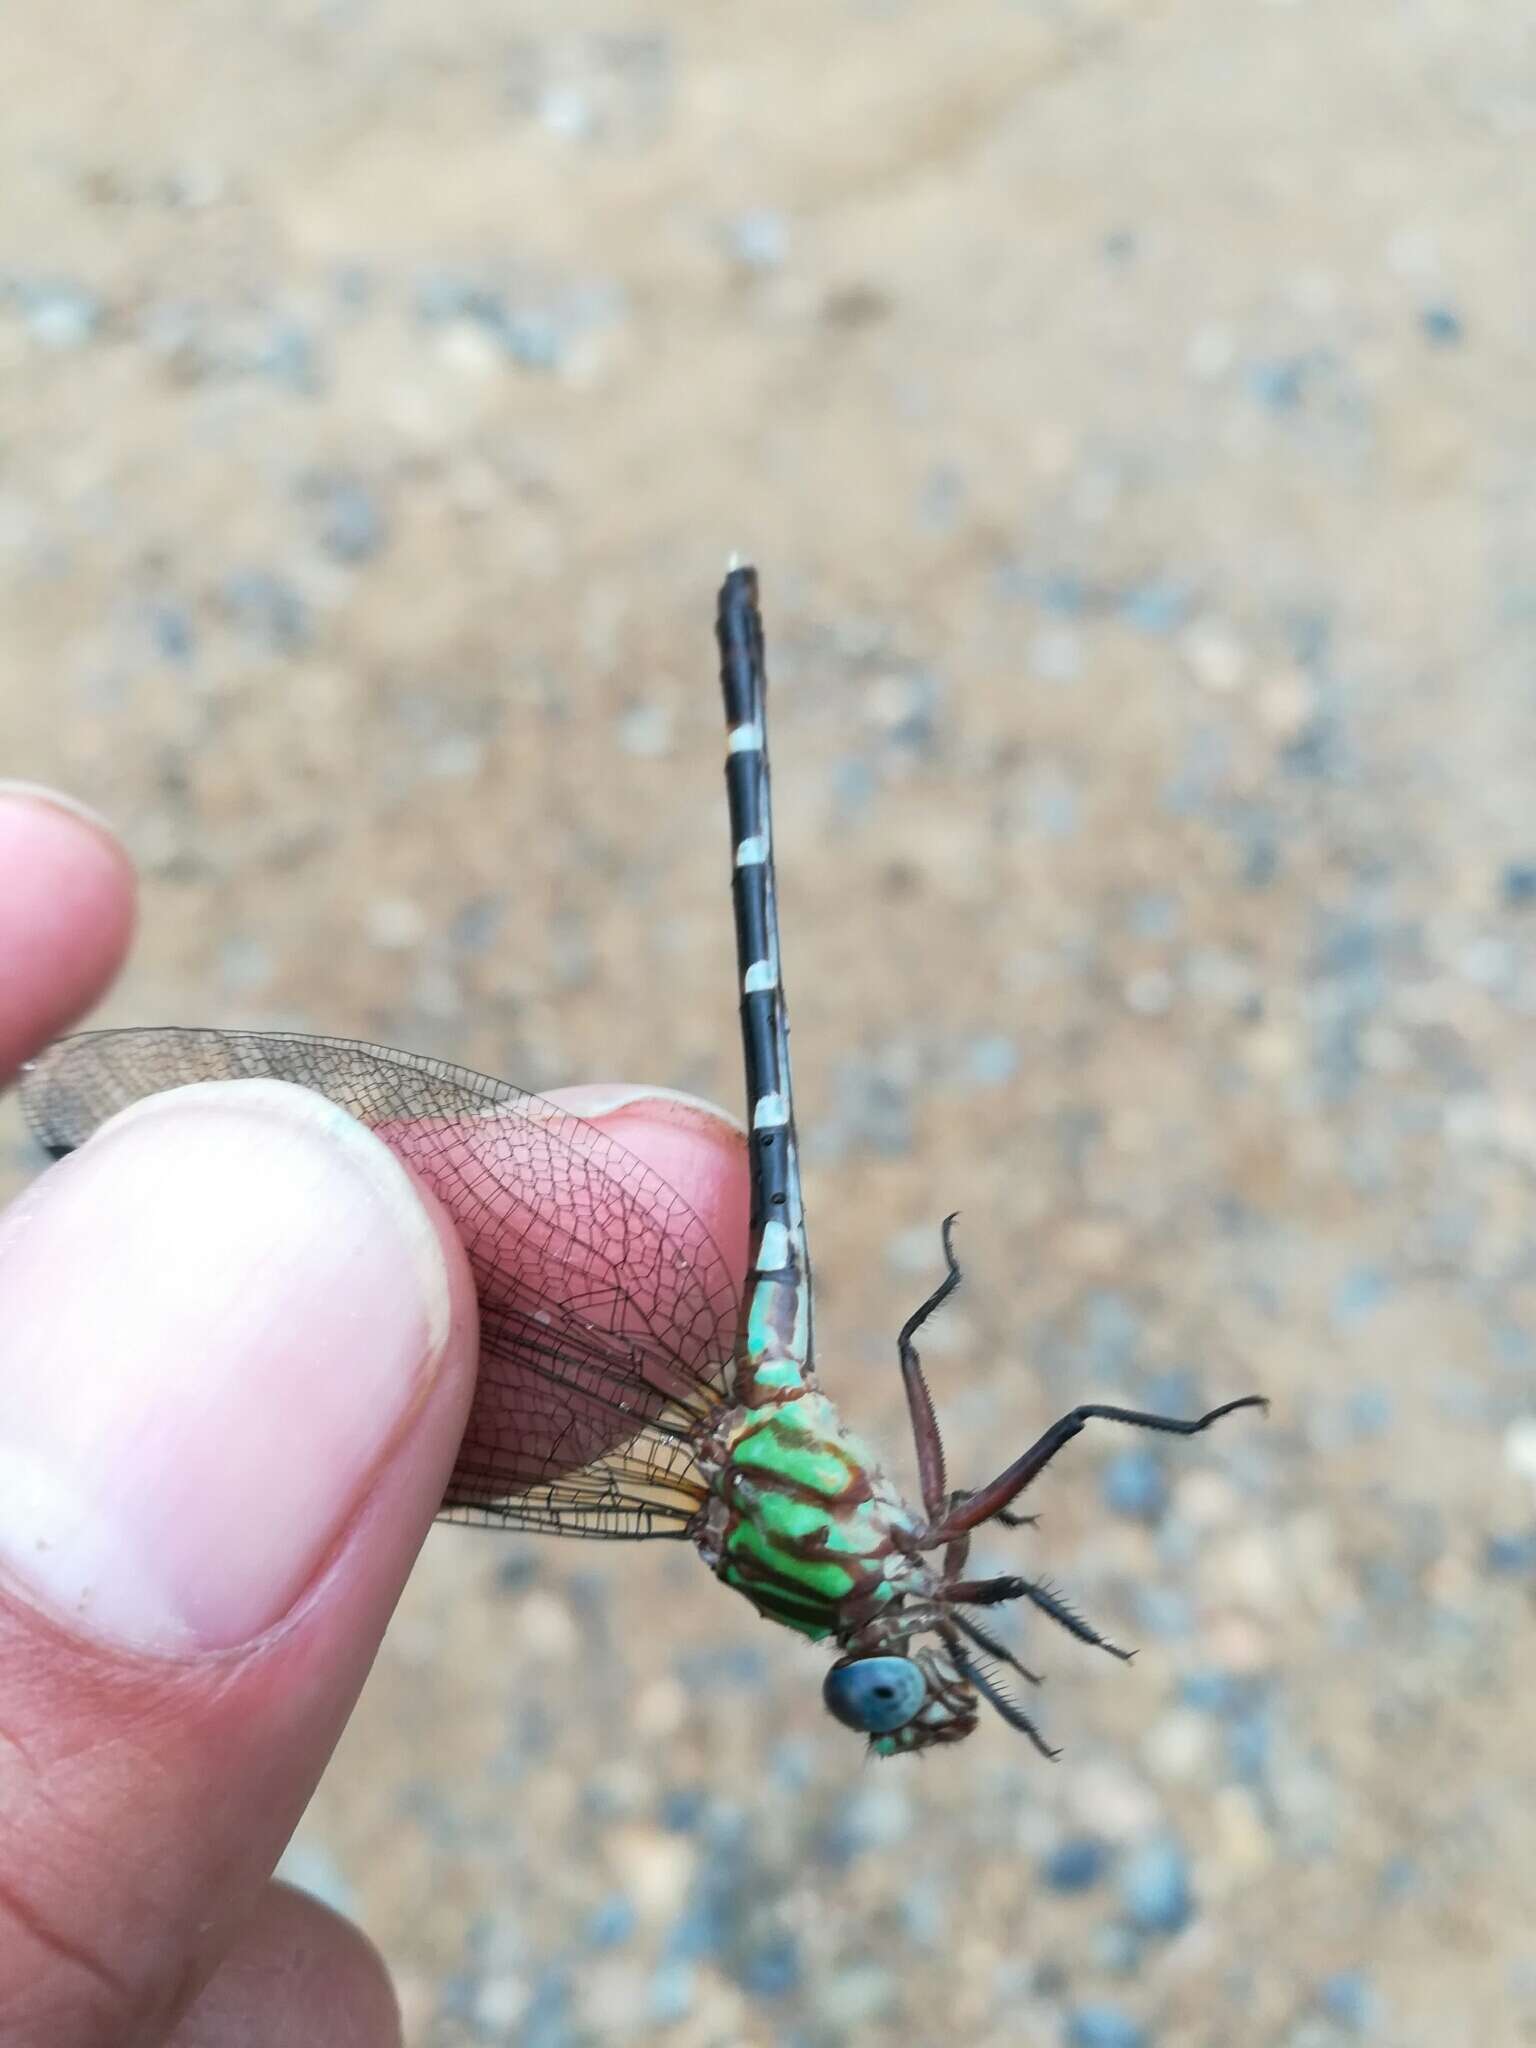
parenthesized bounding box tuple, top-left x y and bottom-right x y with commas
(21, 1028, 739, 1536)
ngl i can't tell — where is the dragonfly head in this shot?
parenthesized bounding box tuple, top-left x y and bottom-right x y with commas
(822, 1642, 978, 1754)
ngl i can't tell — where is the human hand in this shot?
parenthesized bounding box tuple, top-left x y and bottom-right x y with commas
(0, 784, 745, 2047)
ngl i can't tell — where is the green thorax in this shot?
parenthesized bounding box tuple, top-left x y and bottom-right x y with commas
(694, 1387, 927, 1641)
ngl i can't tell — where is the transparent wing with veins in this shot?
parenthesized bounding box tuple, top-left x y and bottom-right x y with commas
(21, 1028, 740, 1539)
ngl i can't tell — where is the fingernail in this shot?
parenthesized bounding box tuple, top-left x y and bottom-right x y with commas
(0, 779, 117, 842)
(0, 1080, 452, 1652)
(553, 1082, 745, 1135)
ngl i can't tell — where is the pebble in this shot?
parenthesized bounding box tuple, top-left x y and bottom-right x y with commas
(1319, 1968, 1377, 2032)
(1082, 1291, 1142, 1375)
(17, 278, 103, 349)
(305, 473, 387, 563)
(1102, 1447, 1169, 1521)
(1118, 1836, 1195, 1936)
(1120, 580, 1193, 635)
(1419, 302, 1464, 346)
(1483, 1528, 1536, 1575)
(1129, 1583, 1193, 1639)
(966, 1032, 1020, 1086)
(219, 568, 309, 652)
(1063, 2005, 1149, 2048)
(737, 1932, 801, 1997)
(724, 208, 791, 271)
(582, 1893, 637, 1950)
(1041, 1835, 1110, 1893)
(645, 1961, 696, 2026)
(145, 598, 196, 664)
(257, 316, 323, 394)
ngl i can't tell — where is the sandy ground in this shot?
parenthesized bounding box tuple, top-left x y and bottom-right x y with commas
(4, 4, 1536, 2044)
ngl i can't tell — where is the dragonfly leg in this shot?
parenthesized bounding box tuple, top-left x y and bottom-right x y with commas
(896, 1214, 964, 1523)
(926, 1395, 1268, 1546)
(1017, 1577, 1134, 1662)
(945, 1573, 1132, 1661)
(945, 1630, 1059, 1760)
(948, 1606, 1042, 1686)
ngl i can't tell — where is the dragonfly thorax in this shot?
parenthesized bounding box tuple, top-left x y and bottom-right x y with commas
(691, 1387, 982, 1750)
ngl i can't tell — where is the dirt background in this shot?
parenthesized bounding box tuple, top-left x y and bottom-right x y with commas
(4, 4, 1536, 2044)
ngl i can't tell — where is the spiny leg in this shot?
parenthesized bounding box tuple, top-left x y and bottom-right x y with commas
(948, 1605, 1042, 1687)
(947, 1634, 1058, 1760)
(947, 1574, 1133, 1663)
(895, 1213, 963, 1523)
(926, 1394, 1268, 1545)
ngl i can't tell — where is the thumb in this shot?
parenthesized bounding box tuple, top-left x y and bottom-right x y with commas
(0, 1079, 480, 2045)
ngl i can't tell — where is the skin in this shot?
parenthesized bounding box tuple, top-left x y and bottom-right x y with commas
(0, 783, 748, 2048)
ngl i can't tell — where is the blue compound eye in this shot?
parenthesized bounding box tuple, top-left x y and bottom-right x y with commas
(822, 1655, 926, 1734)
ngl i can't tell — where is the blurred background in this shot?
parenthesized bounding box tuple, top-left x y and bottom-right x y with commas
(3, 3, 1535, 2044)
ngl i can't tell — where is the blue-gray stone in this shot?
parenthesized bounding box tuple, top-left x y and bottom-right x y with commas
(1102, 1448, 1169, 1521)
(1120, 581, 1193, 635)
(1042, 1836, 1109, 1893)
(737, 1933, 801, 1997)
(257, 318, 323, 395)
(1483, 1529, 1536, 1575)
(583, 1893, 637, 1949)
(663, 1899, 725, 1964)
(1331, 1266, 1391, 1330)
(1345, 1386, 1393, 1438)
(1247, 357, 1307, 410)
(220, 569, 309, 653)
(449, 895, 505, 956)
(899, 1874, 947, 1946)
(1500, 861, 1536, 908)
(1226, 1696, 1275, 1788)
(725, 209, 790, 271)
(309, 475, 387, 564)
(21, 279, 103, 349)
(1129, 1583, 1193, 1639)
(646, 1961, 696, 2026)
(1041, 571, 1090, 616)
(1064, 2005, 1149, 2048)
(1281, 715, 1343, 781)
(1119, 1836, 1194, 1935)
(146, 600, 196, 664)
(1419, 303, 1463, 346)
(1127, 891, 1181, 940)
(520, 1966, 573, 2048)
(966, 1033, 1020, 1087)
(1320, 1968, 1377, 2032)
(1178, 1668, 1245, 1715)
(657, 1785, 708, 1833)
(1083, 1290, 1141, 1374)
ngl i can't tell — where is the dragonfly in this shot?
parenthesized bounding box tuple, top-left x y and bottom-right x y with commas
(20, 567, 1265, 1756)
